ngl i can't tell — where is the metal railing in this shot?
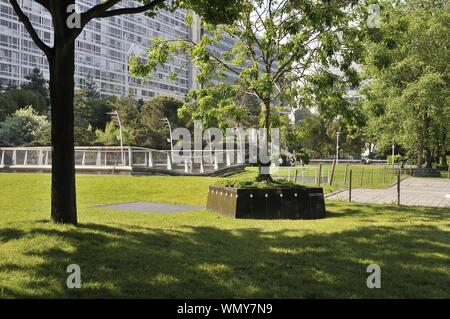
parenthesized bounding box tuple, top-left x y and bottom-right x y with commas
(270, 163, 399, 189)
(0, 146, 246, 174)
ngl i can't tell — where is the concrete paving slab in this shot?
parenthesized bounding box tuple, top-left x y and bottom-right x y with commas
(95, 202, 205, 213)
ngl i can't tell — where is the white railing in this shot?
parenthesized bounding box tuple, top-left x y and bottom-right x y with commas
(0, 146, 246, 174)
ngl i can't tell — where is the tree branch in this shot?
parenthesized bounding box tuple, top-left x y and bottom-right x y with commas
(34, 0, 50, 10)
(80, 0, 121, 28)
(96, 0, 165, 19)
(9, 0, 51, 56)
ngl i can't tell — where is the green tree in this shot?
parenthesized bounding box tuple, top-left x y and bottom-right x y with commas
(286, 114, 332, 158)
(235, 91, 260, 128)
(131, 0, 364, 178)
(139, 96, 185, 149)
(21, 67, 49, 105)
(178, 83, 247, 131)
(73, 90, 96, 145)
(112, 95, 141, 146)
(89, 97, 114, 131)
(0, 106, 50, 146)
(0, 89, 47, 118)
(81, 73, 100, 100)
(10, 0, 243, 224)
(0, 95, 16, 122)
(95, 121, 133, 146)
(133, 0, 362, 130)
(362, 0, 450, 167)
(5, 81, 18, 91)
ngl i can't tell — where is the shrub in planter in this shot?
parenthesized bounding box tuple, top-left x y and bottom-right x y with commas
(207, 178, 325, 219)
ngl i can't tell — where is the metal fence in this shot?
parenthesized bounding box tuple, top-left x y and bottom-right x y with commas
(270, 163, 399, 189)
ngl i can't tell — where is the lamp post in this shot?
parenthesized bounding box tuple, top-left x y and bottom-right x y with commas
(161, 117, 174, 161)
(107, 111, 124, 165)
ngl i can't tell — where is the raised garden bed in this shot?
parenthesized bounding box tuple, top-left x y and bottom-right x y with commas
(412, 168, 441, 177)
(207, 185, 326, 219)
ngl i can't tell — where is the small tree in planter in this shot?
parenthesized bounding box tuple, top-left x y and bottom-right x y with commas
(131, 0, 363, 179)
(207, 178, 326, 219)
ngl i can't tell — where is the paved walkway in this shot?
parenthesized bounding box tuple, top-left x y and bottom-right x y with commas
(327, 178, 450, 208)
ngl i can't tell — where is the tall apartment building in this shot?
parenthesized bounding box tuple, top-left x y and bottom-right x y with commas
(0, 0, 194, 99)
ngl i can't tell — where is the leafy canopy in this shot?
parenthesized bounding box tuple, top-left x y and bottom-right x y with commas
(130, 0, 365, 129)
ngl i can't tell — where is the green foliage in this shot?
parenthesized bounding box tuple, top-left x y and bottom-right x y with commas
(88, 98, 114, 131)
(94, 95, 185, 148)
(21, 68, 49, 105)
(4, 81, 18, 91)
(178, 83, 246, 131)
(80, 73, 100, 100)
(295, 150, 310, 165)
(362, 0, 450, 167)
(176, 0, 243, 25)
(102, 96, 141, 146)
(0, 106, 50, 146)
(286, 113, 365, 159)
(235, 91, 260, 128)
(138, 96, 185, 149)
(131, 0, 365, 130)
(73, 91, 96, 145)
(0, 95, 16, 122)
(216, 177, 297, 189)
(0, 89, 47, 118)
(95, 121, 131, 146)
(286, 114, 332, 158)
(387, 154, 407, 165)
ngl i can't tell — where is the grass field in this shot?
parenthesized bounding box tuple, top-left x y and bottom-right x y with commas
(0, 172, 449, 298)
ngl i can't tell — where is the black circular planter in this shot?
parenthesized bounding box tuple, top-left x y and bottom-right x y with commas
(206, 185, 326, 219)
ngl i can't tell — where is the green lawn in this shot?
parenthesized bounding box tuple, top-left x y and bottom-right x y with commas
(0, 172, 449, 298)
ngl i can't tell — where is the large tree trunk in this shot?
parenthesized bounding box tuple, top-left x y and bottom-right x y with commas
(257, 100, 272, 181)
(49, 36, 77, 224)
(424, 147, 433, 169)
(441, 129, 448, 165)
(416, 113, 429, 169)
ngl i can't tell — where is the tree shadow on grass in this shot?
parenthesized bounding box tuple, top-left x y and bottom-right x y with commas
(1, 217, 449, 299)
(0, 228, 24, 242)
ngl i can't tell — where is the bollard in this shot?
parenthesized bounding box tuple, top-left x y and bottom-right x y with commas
(349, 170, 352, 203)
(397, 170, 401, 206)
(317, 164, 322, 187)
(343, 163, 349, 185)
(329, 159, 337, 186)
(360, 167, 364, 187)
(370, 169, 374, 186)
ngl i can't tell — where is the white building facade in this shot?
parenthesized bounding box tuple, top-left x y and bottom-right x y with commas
(0, 0, 195, 99)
